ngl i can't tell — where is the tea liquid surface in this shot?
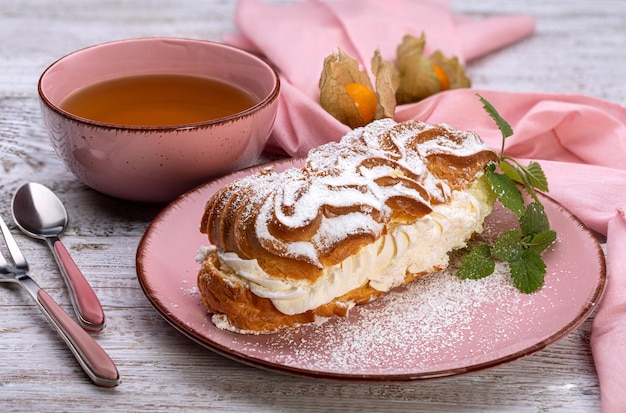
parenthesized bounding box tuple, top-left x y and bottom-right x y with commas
(60, 74, 258, 126)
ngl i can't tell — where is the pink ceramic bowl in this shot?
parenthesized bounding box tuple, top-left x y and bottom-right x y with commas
(38, 38, 280, 203)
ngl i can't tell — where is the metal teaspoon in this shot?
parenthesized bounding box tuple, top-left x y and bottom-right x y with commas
(12, 182, 106, 332)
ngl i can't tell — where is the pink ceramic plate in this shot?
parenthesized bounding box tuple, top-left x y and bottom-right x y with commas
(136, 158, 606, 381)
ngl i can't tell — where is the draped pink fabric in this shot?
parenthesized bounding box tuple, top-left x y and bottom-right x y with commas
(227, 1, 626, 410)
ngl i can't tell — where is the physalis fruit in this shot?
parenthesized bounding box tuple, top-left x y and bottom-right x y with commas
(319, 33, 470, 128)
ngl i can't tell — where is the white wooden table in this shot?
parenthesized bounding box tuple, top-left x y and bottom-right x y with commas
(0, 1, 623, 411)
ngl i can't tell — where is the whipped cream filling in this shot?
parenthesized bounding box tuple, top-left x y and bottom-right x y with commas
(206, 177, 495, 316)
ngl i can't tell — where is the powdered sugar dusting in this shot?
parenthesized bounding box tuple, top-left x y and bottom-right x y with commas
(205, 118, 497, 274)
(228, 259, 561, 375)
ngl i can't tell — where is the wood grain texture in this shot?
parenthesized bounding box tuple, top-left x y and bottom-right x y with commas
(1, 0, 623, 411)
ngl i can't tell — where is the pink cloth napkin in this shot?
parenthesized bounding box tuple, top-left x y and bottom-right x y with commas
(227, 1, 626, 410)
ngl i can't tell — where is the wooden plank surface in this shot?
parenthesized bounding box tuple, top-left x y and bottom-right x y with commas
(1, 1, 624, 411)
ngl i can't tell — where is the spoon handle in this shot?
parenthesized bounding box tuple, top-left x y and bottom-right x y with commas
(36, 288, 120, 387)
(48, 237, 106, 332)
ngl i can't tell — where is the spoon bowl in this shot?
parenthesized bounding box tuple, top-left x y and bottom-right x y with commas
(12, 185, 67, 238)
(12, 182, 106, 331)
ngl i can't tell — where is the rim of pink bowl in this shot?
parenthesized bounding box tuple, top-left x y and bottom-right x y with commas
(37, 37, 281, 131)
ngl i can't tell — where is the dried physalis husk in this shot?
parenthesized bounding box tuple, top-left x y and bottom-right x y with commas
(395, 34, 470, 104)
(372, 49, 399, 119)
(320, 49, 380, 128)
(395, 33, 440, 104)
(429, 50, 471, 91)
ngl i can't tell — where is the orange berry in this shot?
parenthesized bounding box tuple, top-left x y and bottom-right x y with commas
(432, 65, 450, 91)
(344, 82, 377, 124)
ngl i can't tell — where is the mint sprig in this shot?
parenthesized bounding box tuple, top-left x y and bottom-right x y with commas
(457, 95, 557, 293)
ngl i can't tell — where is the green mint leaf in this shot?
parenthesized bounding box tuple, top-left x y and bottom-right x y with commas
(509, 250, 546, 294)
(501, 158, 542, 202)
(499, 160, 525, 185)
(476, 94, 513, 140)
(486, 169, 525, 217)
(527, 230, 557, 254)
(521, 161, 549, 192)
(519, 202, 550, 236)
(457, 244, 495, 280)
(492, 230, 524, 262)
(471, 95, 555, 295)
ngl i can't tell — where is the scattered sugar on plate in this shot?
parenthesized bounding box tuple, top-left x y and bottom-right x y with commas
(231, 260, 555, 375)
